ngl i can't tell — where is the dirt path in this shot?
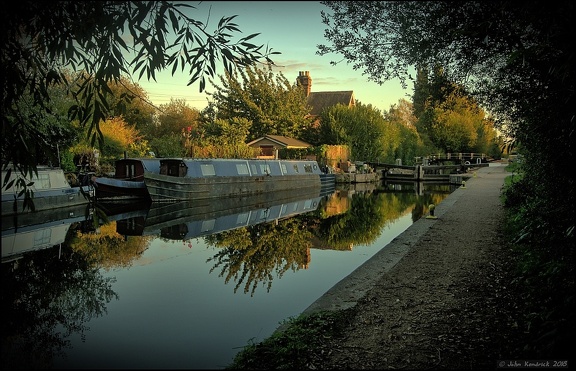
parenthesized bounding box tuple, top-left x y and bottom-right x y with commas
(300, 163, 528, 369)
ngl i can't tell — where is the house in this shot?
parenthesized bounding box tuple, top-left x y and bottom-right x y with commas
(296, 70, 356, 120)
(246, 72, 355, 161)
(247, 134, 313, 159)
(296, 71, 354, 167)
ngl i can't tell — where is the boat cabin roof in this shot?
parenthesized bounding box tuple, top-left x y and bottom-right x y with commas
(158, 158, 323, 177)
(115, 158, 161, 173)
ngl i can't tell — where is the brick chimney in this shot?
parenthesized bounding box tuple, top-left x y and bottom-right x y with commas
(297, 71, 312, 97)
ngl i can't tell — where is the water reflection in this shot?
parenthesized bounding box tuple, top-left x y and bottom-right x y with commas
(1, 181, 454, 369)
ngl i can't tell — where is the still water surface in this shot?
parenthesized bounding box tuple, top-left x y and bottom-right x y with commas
(2, 181, 456, 369)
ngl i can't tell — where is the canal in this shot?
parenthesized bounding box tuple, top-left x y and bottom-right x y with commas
(1, 181, 457, 369)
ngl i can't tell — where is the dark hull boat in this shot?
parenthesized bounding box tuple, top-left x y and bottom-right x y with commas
(144, 158, 328, 202)
(93, 158, 160, 201)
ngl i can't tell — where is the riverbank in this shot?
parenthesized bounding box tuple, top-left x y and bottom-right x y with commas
(227, 162, 571, 369)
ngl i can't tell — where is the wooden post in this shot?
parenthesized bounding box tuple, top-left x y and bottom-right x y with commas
(414, 165, 424, 180)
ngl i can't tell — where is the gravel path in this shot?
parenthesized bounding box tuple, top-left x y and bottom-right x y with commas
(298, 163, 529, 369)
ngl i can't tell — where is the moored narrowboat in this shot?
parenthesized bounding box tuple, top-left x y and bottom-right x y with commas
(143, 158, 325, 202)
(93, 158, 161, 200)
(1, 164, 94, 216)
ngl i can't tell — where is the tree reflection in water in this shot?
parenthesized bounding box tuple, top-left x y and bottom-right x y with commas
(1, 240, 118, 369)
(206, 217, 315, 296)
(204, 185, 450, 296)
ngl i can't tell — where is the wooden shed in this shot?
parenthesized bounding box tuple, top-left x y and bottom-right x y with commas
(247, 134, 313, 159)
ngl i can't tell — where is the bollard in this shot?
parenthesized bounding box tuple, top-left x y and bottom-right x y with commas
(461, 180, 466, 188)
(426, 203, 437, 219)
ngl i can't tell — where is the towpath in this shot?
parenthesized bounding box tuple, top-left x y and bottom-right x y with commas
(295, 162, 526, 369)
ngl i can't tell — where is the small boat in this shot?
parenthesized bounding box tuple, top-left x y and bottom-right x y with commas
(1, 164, 94, 217)
(93, 158, 161, 201)
(143, 158, 327, 202)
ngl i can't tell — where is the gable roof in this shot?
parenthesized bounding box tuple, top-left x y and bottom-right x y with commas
(307, 91, 355, 116)
(246, 134, 312, 148)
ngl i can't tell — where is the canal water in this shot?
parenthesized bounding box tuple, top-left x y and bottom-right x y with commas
(2, 181, 456, 369)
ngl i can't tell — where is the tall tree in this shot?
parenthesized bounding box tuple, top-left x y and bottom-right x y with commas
(319, 103, 400, 163)
(209, 64, 312, 141)
(107, 76, 157, 135)
(153, 98, 201, 138)
(146, 98, 200, 157)
(2, 1, 278, 202)
(384, 99, 427, 165)
(411, 67, 430, 119)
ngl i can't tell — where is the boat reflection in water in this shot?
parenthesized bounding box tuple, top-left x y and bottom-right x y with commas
(1, 203, 95, 263)
(1, 185, 331, 264)
(107, 187, 329, 240)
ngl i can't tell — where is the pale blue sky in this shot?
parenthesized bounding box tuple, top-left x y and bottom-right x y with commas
(136, 1, 412, 113)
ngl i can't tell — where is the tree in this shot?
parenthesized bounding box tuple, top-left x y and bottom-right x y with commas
(2, 75, 81, 171)
(384, 99, 427, 164)
(208, 64, 313, 141)
(428, 92, 486, 153)
(319, 103, 400, 163)
(194, 117, 257, 158)
(142, 98, 201, 158)
(317, 105, 351, 145)
(2, 1, 279, 204)
(107, 76, 157, 135)
(153, 98, 201, 138)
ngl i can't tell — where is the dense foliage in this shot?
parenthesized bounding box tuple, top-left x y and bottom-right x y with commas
(207, 64, 313, 141)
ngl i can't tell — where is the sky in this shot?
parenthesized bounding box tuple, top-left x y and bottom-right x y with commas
(135, 1, 412, 114)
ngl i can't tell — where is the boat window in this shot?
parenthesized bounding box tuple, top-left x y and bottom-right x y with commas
(179, 163, 187, 177)
(163, 162, 185, 177)
(38, 174, 51, 189)
(124, 164, 136, 178)
(304, 164, 313, 173)
(34, 229, 52, 246)
(259, 208, 270, 219)
(292, 164, 299, 173)
(281, 163, 288, 174)
(236, 163, 250, 175)
(259, 164, 271, 175)
(236, 212, 249, 225)
(201, 219, 215, 232)
(200, 164, 216, 176)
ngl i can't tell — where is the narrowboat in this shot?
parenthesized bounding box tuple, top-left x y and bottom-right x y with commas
(143, 158, 326, 202)
(93, 158, 161, 200)
(1, 164, 94, 217)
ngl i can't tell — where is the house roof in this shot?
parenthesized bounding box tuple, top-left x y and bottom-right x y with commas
(247, 134, 312, 148)
(307, 91, 355, 116)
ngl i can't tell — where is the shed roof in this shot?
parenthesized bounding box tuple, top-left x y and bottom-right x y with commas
(247, 135, 312, 148)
